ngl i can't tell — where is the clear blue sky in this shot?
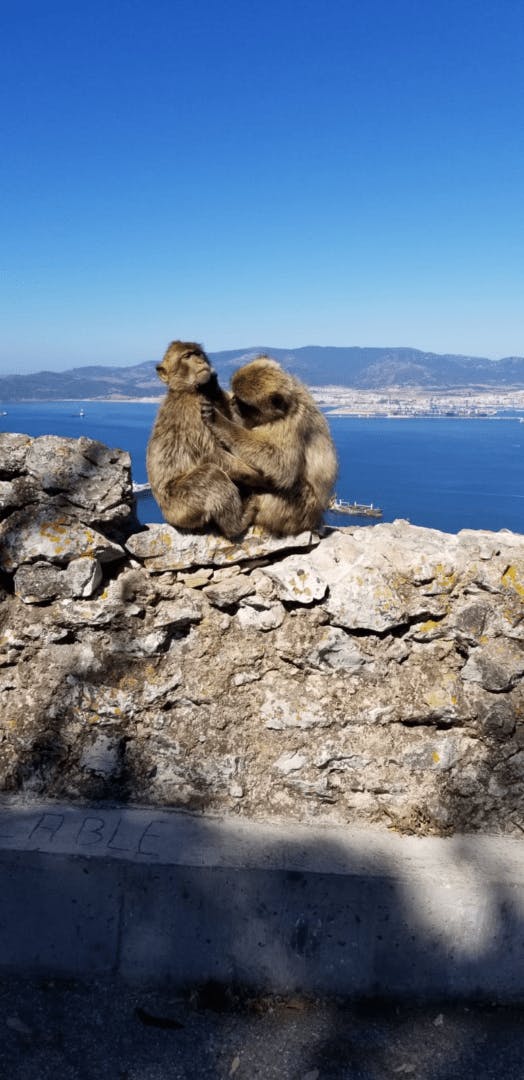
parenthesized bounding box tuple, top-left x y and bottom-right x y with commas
(2, 0, 523, 373)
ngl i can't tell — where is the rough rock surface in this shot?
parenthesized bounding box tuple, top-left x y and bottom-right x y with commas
(0, 433, 523, 835)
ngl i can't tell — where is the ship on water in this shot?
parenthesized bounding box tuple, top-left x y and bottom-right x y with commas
(131, 481, 382, 519)
(329, 495, 382, 518)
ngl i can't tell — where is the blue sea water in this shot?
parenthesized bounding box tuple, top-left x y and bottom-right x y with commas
(0, 401, 523, 534)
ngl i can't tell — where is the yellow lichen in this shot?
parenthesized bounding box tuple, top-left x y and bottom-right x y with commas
(501, 564, 524, 598)
(432, 751, 441, 764)
(426, 690, 446, 709)
(434, 563, 456, 591)
(425, 674, 457, 712)
(371, 579, 395, 606)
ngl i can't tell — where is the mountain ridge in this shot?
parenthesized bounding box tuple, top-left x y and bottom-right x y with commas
(1, 346, 524, 400)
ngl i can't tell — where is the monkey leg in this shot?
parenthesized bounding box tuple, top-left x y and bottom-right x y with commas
(163, 465, 249, 538)
(251, 490, 321, 536)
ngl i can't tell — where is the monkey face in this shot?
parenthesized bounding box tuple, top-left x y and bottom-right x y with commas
(156, 341, 214, 390)
(231, 357, 292, 426)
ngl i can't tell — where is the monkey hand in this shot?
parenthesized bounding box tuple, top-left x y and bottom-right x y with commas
(200, 399, 215, 424)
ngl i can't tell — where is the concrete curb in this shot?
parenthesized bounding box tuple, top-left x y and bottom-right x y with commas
(0, 800, 523, 999)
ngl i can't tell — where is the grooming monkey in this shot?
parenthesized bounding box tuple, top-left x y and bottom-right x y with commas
(146, 341, 266, 537)
(202, 355, 338, 535)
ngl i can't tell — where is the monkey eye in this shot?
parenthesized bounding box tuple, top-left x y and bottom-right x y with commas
(191, 353, 208, 368)
(270, 393, 286, 412)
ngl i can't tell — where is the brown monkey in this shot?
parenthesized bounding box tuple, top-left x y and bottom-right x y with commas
(146, 341, 265, 538)
(202, 355, 338, 535)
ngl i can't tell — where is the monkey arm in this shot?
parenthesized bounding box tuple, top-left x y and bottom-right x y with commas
(220, 451, 269, 489)
(198, 400, 267, 488)
(208, 412, 302, 489)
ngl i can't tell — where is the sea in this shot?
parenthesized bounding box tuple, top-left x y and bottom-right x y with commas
(1, 401, 523, 535)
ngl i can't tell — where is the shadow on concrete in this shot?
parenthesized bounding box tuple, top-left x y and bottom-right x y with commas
(111, 821, 523, 1079)
(1, 800, 522, 1078)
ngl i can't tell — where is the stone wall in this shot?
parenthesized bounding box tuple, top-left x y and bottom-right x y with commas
(1, 433, 523, 835)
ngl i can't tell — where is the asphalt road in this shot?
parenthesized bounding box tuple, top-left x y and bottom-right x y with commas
(0, 977, 523, 1080)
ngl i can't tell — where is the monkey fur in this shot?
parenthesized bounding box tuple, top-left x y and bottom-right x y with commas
(203, 355, 338, 535)
(146, 341, 266, 538)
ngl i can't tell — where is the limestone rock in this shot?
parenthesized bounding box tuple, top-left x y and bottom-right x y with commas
(151, 595, 206, 629)
(203, 575, 255, 608)
(0, 434, 135, 537)
(24, 435, 132, 515)
(261, 679, 334, 729)
(14, 557, 103, 603)
(0, 479, 31, 517)
(125, 523, 317, 571)
(242, 569, 277, 608)
(261, 558, 327, 604)
(0, 434, 523, 837)
(308, 529, 423, 632)
(304, 626, 367, 673)
(274, 751, 309, 775)
(0, 433, 134, 573)
(0, 433, 32, 473)
(0, 506, 124, 572)
(177, 568, 214, 588)
(236, 601, 286, 631)
(460, 640, 524, 692)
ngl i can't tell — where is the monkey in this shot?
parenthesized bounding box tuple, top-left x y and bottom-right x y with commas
(202, 355, 338, 535)
(146, 341, 267, 538)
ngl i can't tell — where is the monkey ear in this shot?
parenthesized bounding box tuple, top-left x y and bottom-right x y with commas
(156, 363, 169, 383)
(270, 392, 288, 413)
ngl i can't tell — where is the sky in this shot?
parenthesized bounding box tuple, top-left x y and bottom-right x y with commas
(1, 0, 524, 374)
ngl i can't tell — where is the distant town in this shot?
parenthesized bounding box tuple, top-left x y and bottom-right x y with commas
(313, 386, 524, 418)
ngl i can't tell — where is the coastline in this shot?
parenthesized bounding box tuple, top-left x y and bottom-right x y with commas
(1, 397, 523, 420)
(327, 411, 524, 419)
(1, 388, 524, 422)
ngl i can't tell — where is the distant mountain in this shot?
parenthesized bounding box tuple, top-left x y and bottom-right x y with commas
(214, 347, 524, 389)
(1, 347, 523, 401)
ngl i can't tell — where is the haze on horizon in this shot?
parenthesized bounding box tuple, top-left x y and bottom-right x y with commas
(2, 0, 524, 375)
